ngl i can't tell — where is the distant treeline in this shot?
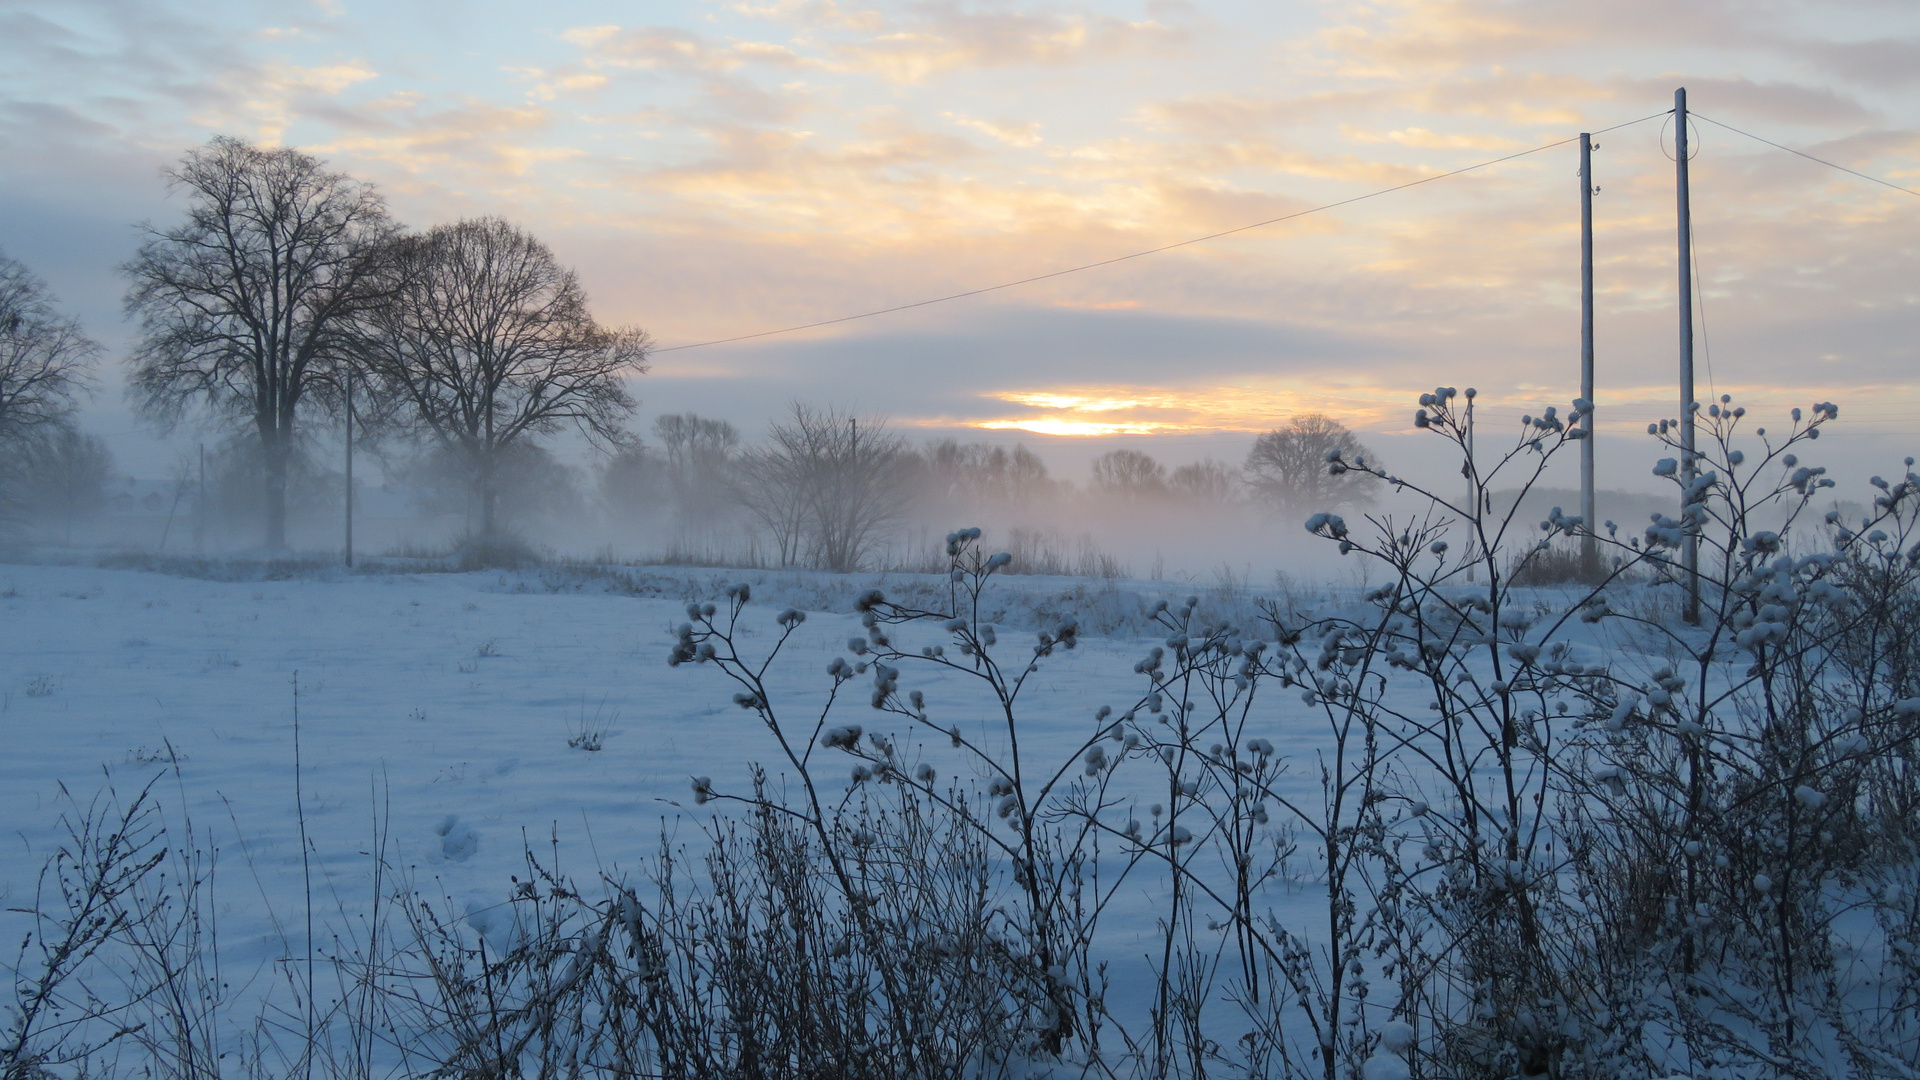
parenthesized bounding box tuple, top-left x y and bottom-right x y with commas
(0, 135, 1380, 569)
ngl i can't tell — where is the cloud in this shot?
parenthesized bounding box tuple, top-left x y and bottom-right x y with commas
(1341, 124, 1523, 151)
(306, 100, 578, 188)
(206, 59, 379, 143)
(833, 6, 1192, 83)
(1797, 37, 1920, 89)
(562, 24, 824, 74)
(944, 112, 1043, 147)
(722, 0, 886, 33)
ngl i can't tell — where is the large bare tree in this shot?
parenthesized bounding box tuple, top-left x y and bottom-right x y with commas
(357, 217, 648, 539)
(0, 251, 98, 443)
(1243, 412, 1380, 516)
(124, 136, 394, 549)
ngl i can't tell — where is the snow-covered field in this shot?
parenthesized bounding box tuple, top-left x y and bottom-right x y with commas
(7, 547, 1911, 1078)
(0, 559, 1354, 1026)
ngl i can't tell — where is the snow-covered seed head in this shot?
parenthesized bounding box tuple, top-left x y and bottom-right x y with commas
(1379, 1021, 1416, 1055)
(820, 724, 863, 751)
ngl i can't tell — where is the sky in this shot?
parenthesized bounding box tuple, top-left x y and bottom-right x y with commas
(3, 0, 1918, 492)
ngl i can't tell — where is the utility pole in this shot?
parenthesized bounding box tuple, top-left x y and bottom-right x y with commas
(1675, 87, 1699, 622)
(195, 442, 206, 554)
(344, 365, 355, 568)
(1465, 388, 1478, 584)
(1579, 132, 1598, 581)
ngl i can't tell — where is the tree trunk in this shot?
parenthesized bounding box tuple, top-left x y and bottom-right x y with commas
(479, 455, 498, 541)
(261, 422, 290, 550)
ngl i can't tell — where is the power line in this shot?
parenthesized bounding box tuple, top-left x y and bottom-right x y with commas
(1690, 219, 1715, 400)
(1692, 113, 1920, 198)
(654, 110, 1673, 353)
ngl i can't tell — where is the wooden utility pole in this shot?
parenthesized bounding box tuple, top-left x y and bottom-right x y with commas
(1465, 388, 1478, 584)
(1675, 87, 1699, 622)
(344, 365, 355, 568)
(195, 442, 206, 554)
(1579, 132, 1598, 580)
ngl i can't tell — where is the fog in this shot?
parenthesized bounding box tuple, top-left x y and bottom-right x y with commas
(9, 392, 1894, 594)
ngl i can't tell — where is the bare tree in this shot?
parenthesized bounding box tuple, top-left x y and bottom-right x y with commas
(0, 251, 98, 443)
(653, 413, 738, 538)
(1244, 413, 1380, 516)
(805, 409, 918, 572)
(1090, 448, 1167, 501)
(356, 217, 649, 540)
(11, 426, 114, 541)
(1168, 457, 1238, 506)
(123, 136, 394, 549)
(731, 440, 810, 567)
(923, 440, 1058, 513)
(733, 404, 918, 571)
(597, 444, 664, 529)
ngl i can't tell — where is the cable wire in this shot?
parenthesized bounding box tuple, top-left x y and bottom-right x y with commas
(1692, 113, 1920, 198)
(654, 110, 1673, 353)
(1691, 219, 1716, 400)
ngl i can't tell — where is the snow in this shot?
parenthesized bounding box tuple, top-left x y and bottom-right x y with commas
(3, 550, 1909, 1077)
(0, 559, 1361, 1050)
(1360, 1052, 1410, 1080)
